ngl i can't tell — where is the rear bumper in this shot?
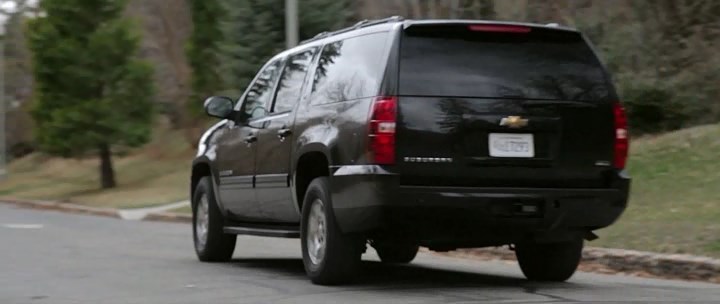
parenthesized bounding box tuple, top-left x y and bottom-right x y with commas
(330, 165, 629, 245)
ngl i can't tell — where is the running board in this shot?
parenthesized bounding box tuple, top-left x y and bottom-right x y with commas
(223, 225, 300, 238)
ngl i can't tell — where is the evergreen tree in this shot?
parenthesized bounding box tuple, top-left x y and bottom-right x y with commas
(27, 0, 155, 189)
(187, 0, 224, 116)
(220, 0, 352, 94)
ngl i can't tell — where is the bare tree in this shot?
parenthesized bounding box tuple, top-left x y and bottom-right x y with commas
(2, 0, 35, 158)
(125, 0, 193, 129)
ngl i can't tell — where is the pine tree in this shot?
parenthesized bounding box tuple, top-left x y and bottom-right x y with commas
(27, 0, 155, 189)
(219, 0, 352, 94)
(187, 0, 224, 116)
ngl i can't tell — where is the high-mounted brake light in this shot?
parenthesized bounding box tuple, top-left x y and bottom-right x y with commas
(368, 96, 397, 165)
(468, 24, 532, 33)
(613, 102, 629, 169)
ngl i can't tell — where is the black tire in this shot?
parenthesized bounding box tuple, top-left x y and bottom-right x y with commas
(373, 242, 419, 264)
(301, 177, 362, 285)
(515, 238, 583, 282)
(193, 176, 236, 262)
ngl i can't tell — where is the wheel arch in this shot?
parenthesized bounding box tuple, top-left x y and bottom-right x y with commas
(293, 145, 332, 213)
(191, 157, 218, 206)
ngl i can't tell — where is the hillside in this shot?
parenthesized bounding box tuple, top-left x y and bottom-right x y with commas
(0, 126, 194, 209)
(594, 124, 720, 257)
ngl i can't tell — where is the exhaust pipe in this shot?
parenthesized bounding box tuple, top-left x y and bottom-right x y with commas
(584, 231, 599, 241)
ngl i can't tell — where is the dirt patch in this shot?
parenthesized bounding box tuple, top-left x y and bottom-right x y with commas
(433, 247, 720, 284)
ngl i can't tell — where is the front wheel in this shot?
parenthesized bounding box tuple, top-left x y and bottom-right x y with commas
(515, 238, 583, 282)
(301, 177, 362, 285)
(193, 176, 236, 262)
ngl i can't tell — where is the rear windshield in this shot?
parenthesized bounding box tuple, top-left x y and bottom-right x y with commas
(399, 25, 613, 101)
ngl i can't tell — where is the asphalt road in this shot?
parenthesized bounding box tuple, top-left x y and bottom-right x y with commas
(2, 204, 719, 304)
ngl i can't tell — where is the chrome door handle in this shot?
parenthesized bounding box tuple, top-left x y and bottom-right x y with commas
(277, 129, 292, 138)
(244, 135, 257, 143)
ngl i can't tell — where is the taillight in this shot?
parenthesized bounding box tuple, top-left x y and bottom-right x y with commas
(368, 96, 397, 165)
(468, 24, 532, 33)
(613, 102, 629, 169)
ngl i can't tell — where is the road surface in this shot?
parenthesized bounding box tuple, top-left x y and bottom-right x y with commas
(1, 203, 718, 304)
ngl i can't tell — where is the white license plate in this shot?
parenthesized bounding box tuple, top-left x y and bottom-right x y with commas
(489, 133, 535, 158)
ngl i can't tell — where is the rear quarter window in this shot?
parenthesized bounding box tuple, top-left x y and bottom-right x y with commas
(399, 25, 613, 102)
(310, 32, 390, 105)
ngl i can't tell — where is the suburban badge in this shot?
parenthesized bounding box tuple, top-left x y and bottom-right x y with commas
(404, 157, 453, 163)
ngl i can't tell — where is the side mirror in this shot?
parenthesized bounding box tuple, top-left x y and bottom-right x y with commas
(203, 96, 234, 119)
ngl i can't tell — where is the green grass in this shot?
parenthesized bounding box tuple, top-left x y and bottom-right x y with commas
(0, 126, 194, 209)
(593, 124, 720, 258)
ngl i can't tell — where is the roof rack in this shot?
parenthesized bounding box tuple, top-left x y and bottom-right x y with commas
(300, 16, 404, 45)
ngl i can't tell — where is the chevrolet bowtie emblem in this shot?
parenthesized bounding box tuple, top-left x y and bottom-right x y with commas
(499, 116, 529, 128)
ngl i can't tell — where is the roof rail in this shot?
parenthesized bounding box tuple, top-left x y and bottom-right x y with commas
(300, 16, 404, 45)
(354, 15, 404, 29)
(312, 31, 328, 38)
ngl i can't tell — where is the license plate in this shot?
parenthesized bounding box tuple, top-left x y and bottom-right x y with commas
(489, 133, 534, 158)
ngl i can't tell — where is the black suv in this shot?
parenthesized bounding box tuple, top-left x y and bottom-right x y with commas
(190, 17, 631, 285)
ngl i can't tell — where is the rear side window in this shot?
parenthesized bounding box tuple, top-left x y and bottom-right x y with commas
(399, 25, 612, 101)
(310, 32, 389, 105)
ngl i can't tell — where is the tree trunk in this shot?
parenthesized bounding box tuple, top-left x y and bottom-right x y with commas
(479, 0, 496, 19)
(427, 0, 438, 19)
(99, 143, 116, 189)
(407, 0, 422, 18)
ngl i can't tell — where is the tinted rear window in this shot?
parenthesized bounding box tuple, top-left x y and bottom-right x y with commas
(399, 25, 612, 101)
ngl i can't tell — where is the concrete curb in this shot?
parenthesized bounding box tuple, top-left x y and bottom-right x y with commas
(117, 201, 190, 221)
(1, 197, 120, 219)
(144, 211, 192, 223)
(432, 247, 720, 284)
(0, 197, 193, 222)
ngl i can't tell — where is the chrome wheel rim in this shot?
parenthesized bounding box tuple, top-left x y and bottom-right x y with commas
(195, 194, 210, 249)
(306, 199, 327, 265)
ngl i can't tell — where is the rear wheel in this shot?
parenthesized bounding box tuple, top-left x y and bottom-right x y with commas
(373, 241, 419, 264)
(193, 176, 236, 262)
(515, 239, 583, 282)
(301, 177, 362, 285)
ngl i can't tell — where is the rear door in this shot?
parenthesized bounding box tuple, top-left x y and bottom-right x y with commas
(254, 47, 317, 223)
(395, 23, 617, 188)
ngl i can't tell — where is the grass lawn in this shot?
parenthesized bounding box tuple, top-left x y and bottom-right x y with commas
(593, 124, 720, 258)
(0, 127, 194, 209)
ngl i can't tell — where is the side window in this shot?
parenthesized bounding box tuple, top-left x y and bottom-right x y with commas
(240, 59, 283, 119)
(273, 48, 317, 113)
(311, 32, 389, 105)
